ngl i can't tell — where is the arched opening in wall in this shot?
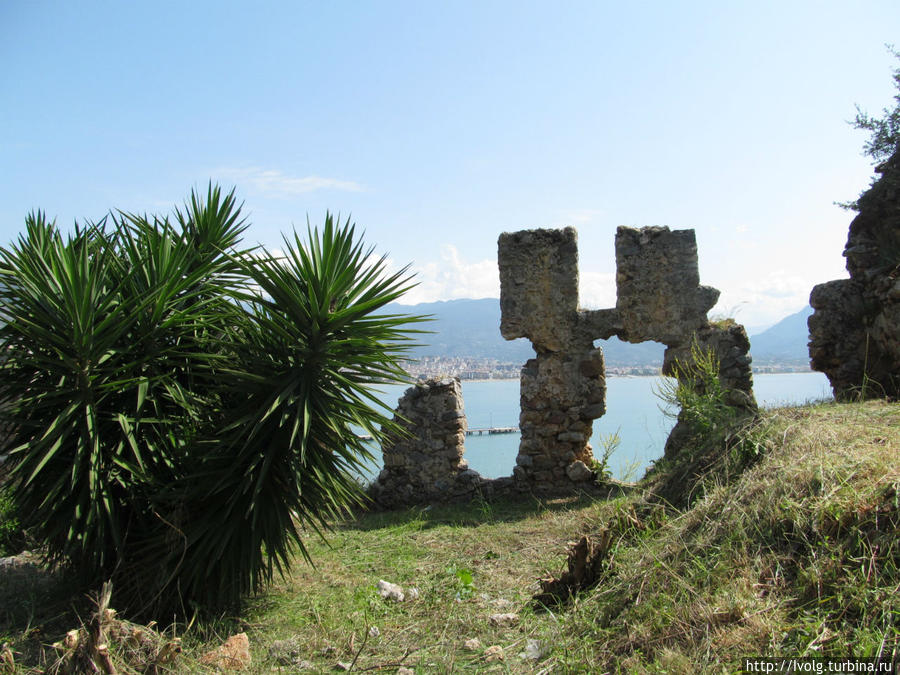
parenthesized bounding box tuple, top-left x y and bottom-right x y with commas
(592, 337, 674, 482)
(449, 333, 532, 480)
(456, 378, 521, 480)
(355, 338, 532, 485)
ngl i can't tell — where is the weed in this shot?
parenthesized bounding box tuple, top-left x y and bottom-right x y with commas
(656, 340, 738, 441)
(0, 485, 23, 557)
(591, 429, 621, 483)
(447, 564, 476, 601)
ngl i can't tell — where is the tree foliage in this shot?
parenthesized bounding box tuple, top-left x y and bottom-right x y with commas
(841, 46, 900, 210)
(851, 45, 900, 164)
(0, 186, 422, 615)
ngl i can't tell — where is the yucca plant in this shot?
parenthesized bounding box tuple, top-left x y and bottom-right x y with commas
(149, 215, 423, 610)
(0, 186, 249, 589)
(0, 188, 421, 615)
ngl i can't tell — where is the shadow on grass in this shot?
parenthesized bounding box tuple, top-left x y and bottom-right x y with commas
(0, 560, 94, 668)
(347, 490, 610, 532)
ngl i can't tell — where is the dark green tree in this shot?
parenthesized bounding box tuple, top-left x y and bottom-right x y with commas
(852, 46, 900, 164)
(841, 46, 900, 210)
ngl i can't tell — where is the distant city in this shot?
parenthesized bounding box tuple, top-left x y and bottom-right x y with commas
(387, 298, 815, 381)
(404, 355, 811, 381)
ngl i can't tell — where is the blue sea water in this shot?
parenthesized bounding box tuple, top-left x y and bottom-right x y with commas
(360, 371, 832, 482)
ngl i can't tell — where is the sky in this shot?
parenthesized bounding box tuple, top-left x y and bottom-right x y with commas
(2, 1, 899, 332)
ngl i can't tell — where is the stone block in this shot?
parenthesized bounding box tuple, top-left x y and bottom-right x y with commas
(498, 228, 580, 351)
(372, 376, 476, 506)
(566, 460, 594, 482)
(615, 226, 718, 345)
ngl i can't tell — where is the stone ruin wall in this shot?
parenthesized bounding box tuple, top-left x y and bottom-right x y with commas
(809, 147, 900, 399)
(369, 377, 497, 508)
(498, 229, 605, 488)
(372, 225, 758, 506)
(500, 226, 756, 490)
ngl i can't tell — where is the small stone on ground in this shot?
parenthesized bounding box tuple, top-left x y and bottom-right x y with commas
(199, 632, 251, 670)
(463, 637, 481, 651)
(484, 645, 504, 662)
(488, 612, 519, 626)
(377, 579, 405, 602)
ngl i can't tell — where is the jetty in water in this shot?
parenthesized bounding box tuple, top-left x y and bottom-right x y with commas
(357, 426, 518, 442)
(465, 426, 518, 436)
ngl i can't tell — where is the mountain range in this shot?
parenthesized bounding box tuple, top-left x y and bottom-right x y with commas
(386, 298, 812, 367)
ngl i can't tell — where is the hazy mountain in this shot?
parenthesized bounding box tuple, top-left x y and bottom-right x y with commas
(387, 298, 530, 361)
(387, 298, 814, 367)
(386, 298, 664, 366)
(747, 306, 813, 363)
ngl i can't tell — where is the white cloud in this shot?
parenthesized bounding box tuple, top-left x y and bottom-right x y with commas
(713, 271, 815, 330)
(579, 271, 617, 309)
(559, 208, 605, 225)
(390, 247, 618, 310)
(395, 245, 499, 304)
(212, 167, 364, 196)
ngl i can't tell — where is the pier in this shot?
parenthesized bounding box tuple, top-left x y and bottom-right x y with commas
(357, 426, 518, 442)
(465, 426, 518, 436)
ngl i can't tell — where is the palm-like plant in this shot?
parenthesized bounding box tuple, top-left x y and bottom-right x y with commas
(151, 215, 422, 610)
(0, 186, 249, 587)
(0, 189, 420, 614)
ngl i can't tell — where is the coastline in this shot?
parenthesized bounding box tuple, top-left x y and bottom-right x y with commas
(416, 367, 816, 384)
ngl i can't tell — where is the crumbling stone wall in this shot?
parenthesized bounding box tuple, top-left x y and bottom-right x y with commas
(809, 147, 900, 399)
(373, 225, 759, 506)
(499, 225, 757, 488)
(369, 377, 484, 507)
(614, 227, 720, 346)
(611, 226, 755, 409)
(498, 229, 605, 488)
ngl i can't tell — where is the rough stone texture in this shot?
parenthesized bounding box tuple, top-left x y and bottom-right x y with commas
(497, 224, 756, 487)
(809, 280, 869, 396)
(615, 227, 720, 345)
(199, 633, 251, 671)
(661, 320, 758, 457)
(514, 349, 605, 488)
(809, 148, 900, 399)
(499, 227, 607, 491)
(662, 321, 757, 410)
(369, 376, 485, 507)
(498, 228, 580, 352)
(373, 224, 759, 506)
(376, 579, 406, 602)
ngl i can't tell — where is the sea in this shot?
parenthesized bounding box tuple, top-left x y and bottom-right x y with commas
(358, 371, 832, 482)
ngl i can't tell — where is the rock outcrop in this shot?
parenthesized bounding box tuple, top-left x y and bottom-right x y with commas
(809, 148, 900, 399)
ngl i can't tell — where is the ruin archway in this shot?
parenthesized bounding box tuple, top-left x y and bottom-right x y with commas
(498, 226, 757, 490)
(371, 225, 758, 507)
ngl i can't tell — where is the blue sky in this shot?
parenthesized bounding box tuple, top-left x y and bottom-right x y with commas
(2, 1, 899, 330)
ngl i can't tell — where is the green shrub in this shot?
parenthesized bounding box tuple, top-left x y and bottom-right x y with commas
(0, 187, 421, 614)
(656, 340, 737, 441)
(0, 484, 23, 556)
(591, 430, 621, 483)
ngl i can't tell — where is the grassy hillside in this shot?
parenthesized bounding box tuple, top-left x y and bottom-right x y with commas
(1, 400, 897, 672)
